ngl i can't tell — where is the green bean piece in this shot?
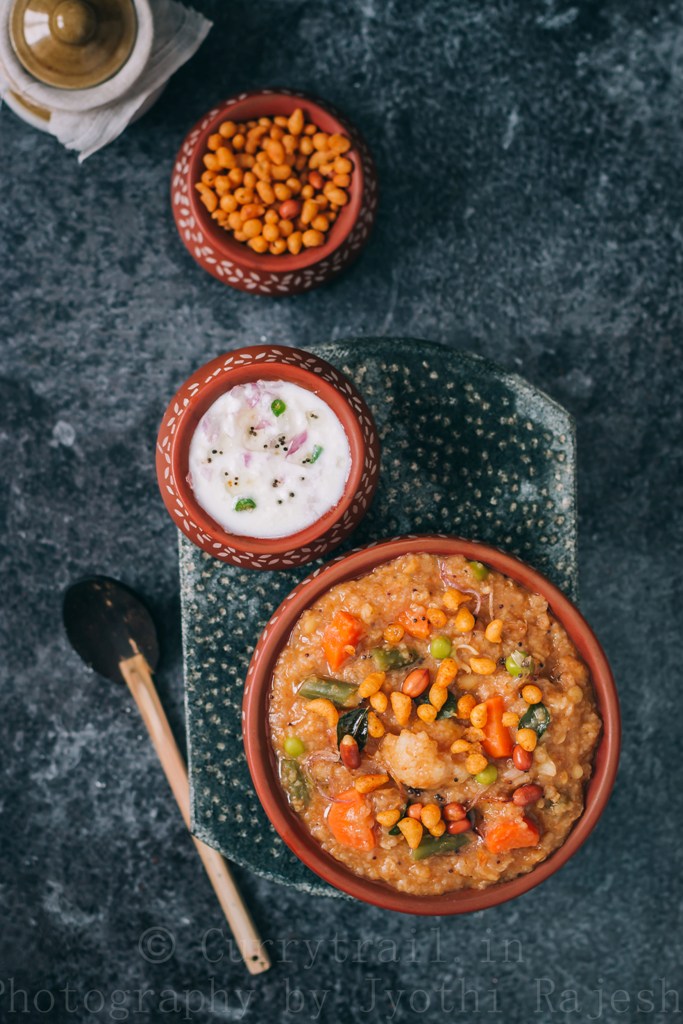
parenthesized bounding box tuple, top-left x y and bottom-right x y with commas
(271, 399, 286, 416)
(234, 497, 256, 512)
(411, 833, 470, 861)
(280, 758, 310, 811)
(468, 560, 489, 580)
(297, 675, 359, 707)
(371, 646, 420, 671)
(518, 701, 551, 737)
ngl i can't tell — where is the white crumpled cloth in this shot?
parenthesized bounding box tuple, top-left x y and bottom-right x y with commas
(0, 0, 211, 161)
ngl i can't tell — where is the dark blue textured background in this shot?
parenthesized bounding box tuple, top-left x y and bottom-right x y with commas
(1, 2, 681, 1021)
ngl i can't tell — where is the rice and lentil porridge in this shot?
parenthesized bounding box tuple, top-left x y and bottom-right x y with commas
(269, 553, 602, 894)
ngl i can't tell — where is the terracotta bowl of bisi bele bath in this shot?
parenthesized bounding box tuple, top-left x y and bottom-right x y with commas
(170, 89, 378, 295)
(156, 345, 380, 569)
(243, 536, 620, 914)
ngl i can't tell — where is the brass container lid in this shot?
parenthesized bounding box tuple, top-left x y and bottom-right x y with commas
(10, 0, 137, 90)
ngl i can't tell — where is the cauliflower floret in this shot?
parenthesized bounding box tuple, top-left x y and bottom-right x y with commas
(379, 729, 453, 790)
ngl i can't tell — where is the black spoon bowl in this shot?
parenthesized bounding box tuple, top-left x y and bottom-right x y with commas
(63, 576, 159, 683)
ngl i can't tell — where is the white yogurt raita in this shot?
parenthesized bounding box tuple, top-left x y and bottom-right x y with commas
(188, 380, 352, 539)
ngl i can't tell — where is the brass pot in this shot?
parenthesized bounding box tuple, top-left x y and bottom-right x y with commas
(0, 0, 153, 121)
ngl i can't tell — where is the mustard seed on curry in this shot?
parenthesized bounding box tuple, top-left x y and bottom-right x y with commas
(269, 553, 601, 894)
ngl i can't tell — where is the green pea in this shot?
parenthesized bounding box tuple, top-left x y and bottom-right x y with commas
(505, 650, 535, 677)
(475, 764, 498, 786)
(468, 560, 489, 581)
(234, 497, 256, 512)
(271, 399, 286, 416)
(283, 736, 305, 758)
(430, 635, 452, 660)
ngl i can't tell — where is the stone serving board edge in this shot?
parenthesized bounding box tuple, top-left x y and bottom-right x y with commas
(178, 337, 577, 898)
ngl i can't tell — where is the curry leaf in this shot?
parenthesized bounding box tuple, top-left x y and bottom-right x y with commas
(518, 702, 551, 737)
(415, 690, 458, 720)
(337, 706, 369, 751)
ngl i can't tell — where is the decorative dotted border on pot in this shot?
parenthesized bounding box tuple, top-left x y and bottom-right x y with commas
(157, 348, 380, 567)
(171, 90, 378, 294)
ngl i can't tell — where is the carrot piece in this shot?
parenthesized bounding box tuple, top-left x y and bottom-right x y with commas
(484, 815, 540, 854)
(326, 788, 376, 850)
(481, 695, 514, 759)
(397, 605, 430, 640)
(322, 611, 363, 671)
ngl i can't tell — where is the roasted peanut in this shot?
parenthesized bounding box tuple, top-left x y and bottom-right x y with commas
(402, 668, 430, 698)
(339, 734, 361, 770)
(279, 199, 301, 220)
(512, 784, 543, 806)
(447, 818, 472, 835)
(443, 802, 467, 822)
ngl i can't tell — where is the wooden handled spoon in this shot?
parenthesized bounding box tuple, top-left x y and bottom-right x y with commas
(62, 575, 270, 975)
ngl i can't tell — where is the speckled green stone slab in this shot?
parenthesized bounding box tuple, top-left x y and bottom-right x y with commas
(179, 338, 577, 897)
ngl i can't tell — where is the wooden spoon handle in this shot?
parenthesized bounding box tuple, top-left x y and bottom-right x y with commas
(120, 653, 271, 974)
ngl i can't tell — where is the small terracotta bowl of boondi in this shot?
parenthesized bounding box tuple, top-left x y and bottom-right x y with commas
(243, 535, 621, 914)
(171, 89, 378, 295)
(156, 345, 380, 569)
